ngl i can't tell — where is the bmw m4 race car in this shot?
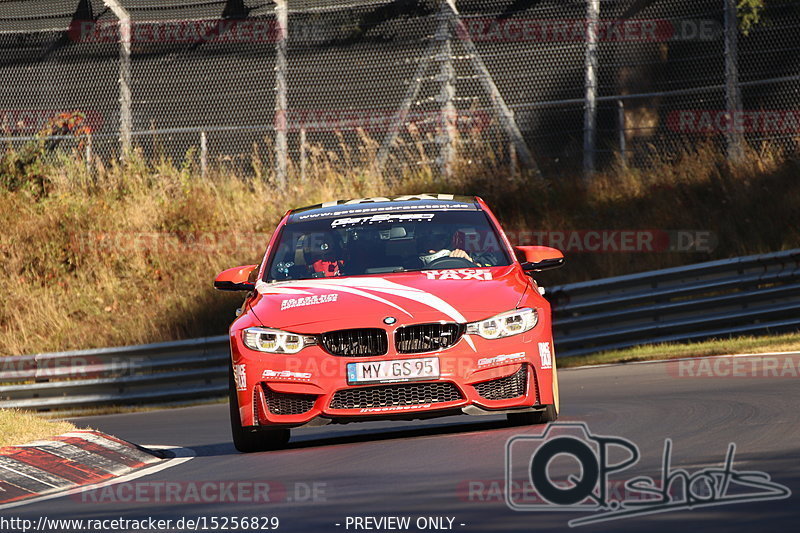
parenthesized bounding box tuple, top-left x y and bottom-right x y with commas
(214, 194, 565, 452)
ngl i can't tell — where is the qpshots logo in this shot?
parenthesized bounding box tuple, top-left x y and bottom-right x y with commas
(505, 423, 791, 527)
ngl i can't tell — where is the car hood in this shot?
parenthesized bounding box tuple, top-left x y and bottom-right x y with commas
(248, 266, 531, 333)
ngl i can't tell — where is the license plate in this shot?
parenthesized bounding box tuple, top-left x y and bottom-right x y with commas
(347, 357, 440, 384)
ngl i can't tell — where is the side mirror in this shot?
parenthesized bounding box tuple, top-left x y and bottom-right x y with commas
(514, 246, 565, 273)
(214, 265, 258, 291)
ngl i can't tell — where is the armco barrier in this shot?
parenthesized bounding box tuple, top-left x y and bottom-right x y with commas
(1, 249, 799, 411)
(0, 337, 229, 411)
(548, 248, 800, 357)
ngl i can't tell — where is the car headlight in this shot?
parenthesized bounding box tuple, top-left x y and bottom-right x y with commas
(242, 327, 316, 354)
(465, 308, 538, 339)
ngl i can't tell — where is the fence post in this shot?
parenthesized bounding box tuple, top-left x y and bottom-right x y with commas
(509, 142, 518, 180)
(436, 1, 456, 178)
(200, 131, 208, 178)
(724, 0, 744, 161)
(617, 99, 626, 167)
(299, 127, 307, 181)
(85, 135, 93, 175)
(104, 1, 132, 159)
(274, 0, 288, 186)
(583, 0, 599, 181)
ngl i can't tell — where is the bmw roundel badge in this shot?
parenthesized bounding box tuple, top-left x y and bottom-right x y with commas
(383, 316, 397, 325)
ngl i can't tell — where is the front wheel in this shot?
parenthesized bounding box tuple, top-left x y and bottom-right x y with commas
(229, 365, 290, 452)
(507, 404, 558, 426)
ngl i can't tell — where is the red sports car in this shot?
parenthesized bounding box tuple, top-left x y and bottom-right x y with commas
(215, 194, 564, 452)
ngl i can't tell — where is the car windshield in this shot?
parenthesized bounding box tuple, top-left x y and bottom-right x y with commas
(266, 209, 511, 281)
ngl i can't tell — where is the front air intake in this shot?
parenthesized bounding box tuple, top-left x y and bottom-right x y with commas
(395, 323, 463, 353)
(473, 365, 529, 401)
(321, 328, 388, 357)
(330, 382, 463, 409)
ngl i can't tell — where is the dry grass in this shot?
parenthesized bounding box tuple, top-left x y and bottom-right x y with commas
(0, 409, 77, 447)
(1, 141, 799, 356)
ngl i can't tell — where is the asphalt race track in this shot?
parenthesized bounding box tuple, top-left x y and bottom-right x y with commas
(11, 354, 800, 532)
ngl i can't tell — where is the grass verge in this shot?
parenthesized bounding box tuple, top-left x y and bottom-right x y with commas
(0, 409, 77, 447)
(558, 332, 800, 368)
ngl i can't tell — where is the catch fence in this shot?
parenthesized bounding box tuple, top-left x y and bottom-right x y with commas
(2, 1, 799, 180)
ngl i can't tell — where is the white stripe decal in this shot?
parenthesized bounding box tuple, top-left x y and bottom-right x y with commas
(366, 285, 466, 323)
(463, 334, 476, 351)
(275, 282, 413, 317)
(260, 277, 465, 321)
(254, 282, 312, 296)
(258, 276, 478, 351)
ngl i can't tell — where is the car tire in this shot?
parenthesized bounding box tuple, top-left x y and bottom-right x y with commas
(229, 364, 290, 453)
(507, 404, 558, 426)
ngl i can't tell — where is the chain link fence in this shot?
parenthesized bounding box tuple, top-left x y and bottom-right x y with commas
(1, 0, 799, 180)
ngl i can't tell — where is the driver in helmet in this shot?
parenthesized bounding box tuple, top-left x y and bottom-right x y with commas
(418, 231, 473, 266)
(303, 233, 344, 277)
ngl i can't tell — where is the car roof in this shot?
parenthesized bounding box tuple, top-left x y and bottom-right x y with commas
(287, 194, 480, 223)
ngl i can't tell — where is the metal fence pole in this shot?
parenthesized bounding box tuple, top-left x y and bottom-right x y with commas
(617, 99, 626, 167)
(509, 142, 518, 180)
(437, 2, 456, 178)
(104, 1, 132, 159)
(200, 131, 208, 178)
(724, 0, 744, 161)
(300, 127, 307, 181)
(85, 135, 93, 175)
(583, 0, 599, 180)
(274, 0, 288, 186)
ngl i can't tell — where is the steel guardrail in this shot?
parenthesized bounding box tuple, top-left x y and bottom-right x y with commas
(1, 249, 799, 411)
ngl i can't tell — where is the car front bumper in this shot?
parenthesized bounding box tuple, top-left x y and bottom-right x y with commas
(230, 330, 557, 428)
